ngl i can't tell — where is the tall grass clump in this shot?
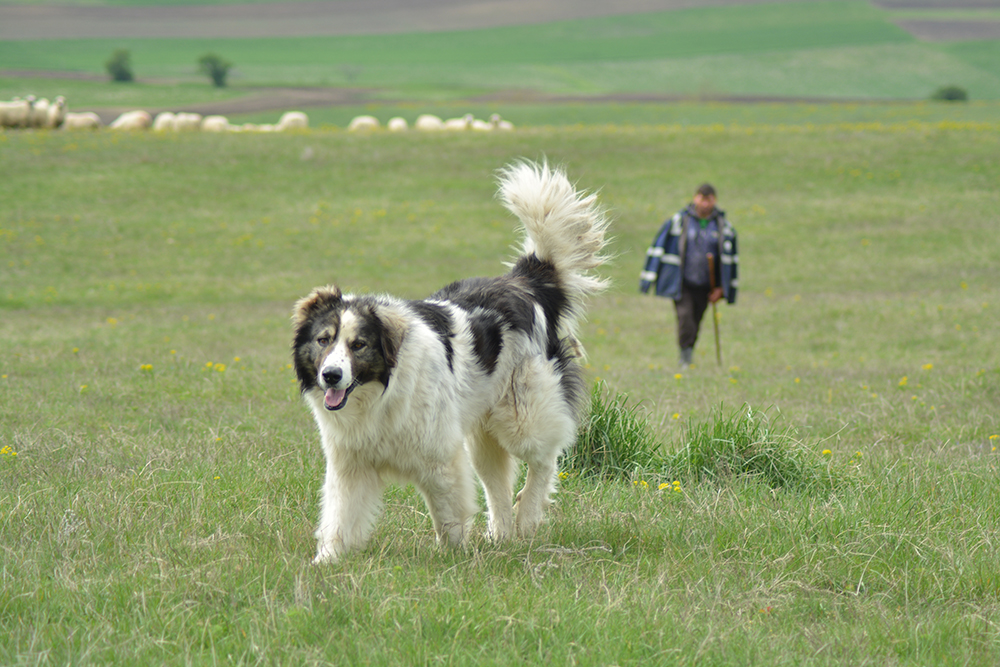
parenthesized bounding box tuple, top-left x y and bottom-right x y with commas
(565, 381, 661, 478)
(662, 405, 839, 493)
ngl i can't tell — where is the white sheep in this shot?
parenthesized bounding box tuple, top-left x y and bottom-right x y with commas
(387, 117, 408, 132)
(201, 115, 231, 132)
(0, 97, 34, 128)
(109, 110, 152, 130)
(414, 114, 444, 131)
(152, 111, 176, 132)
(29, 97, 50, 128)
(173, 112, 203, 131)
(490, 113, 514, 131)
(277, 111, 308, 131)
(45, 96, 67, 129)
(62, 111, 102, 130)
(471, 118, 493, 132)
(347, 115, 380, 132)
(443, 114, 474, 131)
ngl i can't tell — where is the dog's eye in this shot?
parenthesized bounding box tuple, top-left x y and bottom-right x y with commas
(350, 340, 366, 351)
(316, 337, 330, 346)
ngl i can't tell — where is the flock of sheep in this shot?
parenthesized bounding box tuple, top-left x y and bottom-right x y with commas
(1, 95, 515, 134)
(348, 113, 514, 132)
(0, 97, 310, 132)
(0, 95, 68, 129)
(106, 109, 311, 132)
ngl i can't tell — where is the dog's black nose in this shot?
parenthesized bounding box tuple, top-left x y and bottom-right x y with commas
(321, 367, 343, 387)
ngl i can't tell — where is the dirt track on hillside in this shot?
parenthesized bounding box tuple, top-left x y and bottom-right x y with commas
(2, 0, 996, 40)
(0, 0, 818, 40)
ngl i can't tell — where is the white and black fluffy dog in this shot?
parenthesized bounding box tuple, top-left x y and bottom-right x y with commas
(292, 161, 609, 563)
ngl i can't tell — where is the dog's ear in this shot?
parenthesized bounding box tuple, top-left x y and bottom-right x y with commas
(373, 304, 407, 379)
(292, 285, 342, 328)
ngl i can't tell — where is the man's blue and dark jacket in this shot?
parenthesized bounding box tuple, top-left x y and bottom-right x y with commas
(639, 205, 739, 303)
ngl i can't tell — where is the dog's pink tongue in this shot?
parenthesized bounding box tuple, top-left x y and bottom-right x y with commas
(325, 388, 347, 410)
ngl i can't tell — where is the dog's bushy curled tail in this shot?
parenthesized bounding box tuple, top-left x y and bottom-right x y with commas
(498, 160, 611, 324)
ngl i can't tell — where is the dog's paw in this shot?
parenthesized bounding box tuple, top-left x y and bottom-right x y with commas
(312, 543, 340, 565)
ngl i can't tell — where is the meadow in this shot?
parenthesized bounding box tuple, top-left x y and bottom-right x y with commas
(2, 104, 999, 665)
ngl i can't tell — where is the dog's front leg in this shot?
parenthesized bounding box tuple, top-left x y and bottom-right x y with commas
(416, 448, 478, 549)
(313, 459, 384, 564)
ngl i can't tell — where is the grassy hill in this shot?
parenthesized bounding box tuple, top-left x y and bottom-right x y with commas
(1, 1, 999, 104)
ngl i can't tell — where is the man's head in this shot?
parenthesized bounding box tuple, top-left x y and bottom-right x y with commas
(692, 183, 717, 219)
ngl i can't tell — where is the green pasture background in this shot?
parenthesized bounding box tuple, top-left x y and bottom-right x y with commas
(3, 0, 1000, 663)
(2, 110, 999, 665)
(2, 1, 1000, 103)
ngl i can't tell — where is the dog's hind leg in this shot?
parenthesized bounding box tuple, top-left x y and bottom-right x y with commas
(415, 446, 478, 549)
(467, 425, 517, 541)
(514, 454, 559, 537)
(491, 359, 580, 537)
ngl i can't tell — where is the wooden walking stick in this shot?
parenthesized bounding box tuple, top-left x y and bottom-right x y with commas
(707, 253, 722, 366)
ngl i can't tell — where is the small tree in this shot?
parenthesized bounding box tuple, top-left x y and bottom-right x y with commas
(198, 53, 233, 88)
(930, 85, 969, 102)
(106, 49, 134, 83)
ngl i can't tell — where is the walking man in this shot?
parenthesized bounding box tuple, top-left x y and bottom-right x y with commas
(640, 183, 738, 368)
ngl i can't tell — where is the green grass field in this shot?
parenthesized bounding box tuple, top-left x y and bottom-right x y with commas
(2, 106, 999, 664)
(2, 1, 1000, 101)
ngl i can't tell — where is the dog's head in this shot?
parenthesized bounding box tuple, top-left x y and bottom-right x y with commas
(292, 286, 406, 411)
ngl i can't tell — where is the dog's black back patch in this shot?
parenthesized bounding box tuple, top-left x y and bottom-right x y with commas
(431, 276, 535, 336)
(509, 255, 569, 358)
(431, 254, 571, 370)
(467, 310, 504, 374)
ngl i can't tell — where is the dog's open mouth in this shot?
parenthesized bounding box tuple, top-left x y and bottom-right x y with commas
(324, 383, 356, 411)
